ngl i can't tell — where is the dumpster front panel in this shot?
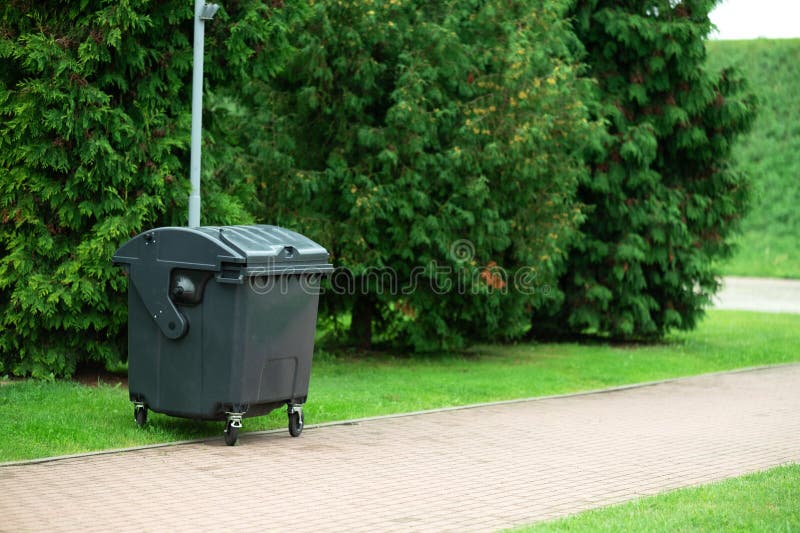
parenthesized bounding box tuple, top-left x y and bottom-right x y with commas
(236, 273, 322, 405)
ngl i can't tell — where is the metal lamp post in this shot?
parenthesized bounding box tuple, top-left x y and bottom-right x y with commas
(188, 1, 220, 228)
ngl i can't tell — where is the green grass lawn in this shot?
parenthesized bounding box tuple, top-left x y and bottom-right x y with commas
(706, 39, 800, 278)
(723, 230, 800, 279)
(515, 463, 800, 532)
(1, 310, 799, 462)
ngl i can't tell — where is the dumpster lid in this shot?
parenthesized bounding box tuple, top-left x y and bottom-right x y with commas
(113, 224, 332, 272)
(197, 225, 329, 264)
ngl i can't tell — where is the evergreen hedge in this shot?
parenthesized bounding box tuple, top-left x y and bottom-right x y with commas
(532, 0, 757, 339)
(0, 1, 302, 377)
(0, 0, 756, 376)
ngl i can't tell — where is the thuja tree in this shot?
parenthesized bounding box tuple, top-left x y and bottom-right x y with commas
(247, 0, 596, 350)
(532, 0, 757, 339)
(0, 1, 302, 377)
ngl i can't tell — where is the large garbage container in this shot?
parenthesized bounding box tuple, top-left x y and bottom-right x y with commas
(113, 225, 333, 445)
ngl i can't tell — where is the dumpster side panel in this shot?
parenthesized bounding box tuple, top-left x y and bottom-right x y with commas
(128, 284, 207, 419)
(156, 309, 203, 417)
(127, 286, 160, 407)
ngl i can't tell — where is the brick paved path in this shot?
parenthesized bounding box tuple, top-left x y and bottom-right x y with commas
(2, 364, 799, 532)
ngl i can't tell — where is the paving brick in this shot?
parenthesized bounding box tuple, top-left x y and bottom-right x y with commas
(1, 364, 799, 532)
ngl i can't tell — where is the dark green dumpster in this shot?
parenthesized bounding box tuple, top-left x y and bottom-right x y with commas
(113, 225, 333, 445)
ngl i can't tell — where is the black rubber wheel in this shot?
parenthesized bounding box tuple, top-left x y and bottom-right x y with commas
(288, 410, 304, 437)
(134, 406, 147, 427)
(224, 422, 239, 446)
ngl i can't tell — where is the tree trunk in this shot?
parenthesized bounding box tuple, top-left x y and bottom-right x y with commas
(349, 294, 374, 350)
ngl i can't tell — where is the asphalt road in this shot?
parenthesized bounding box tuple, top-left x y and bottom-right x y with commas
(714, 276, 800, 313)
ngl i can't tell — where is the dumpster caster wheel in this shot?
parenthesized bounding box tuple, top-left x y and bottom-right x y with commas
(288, 405, 304, 437)
(224, 421, 240, 446)
(134, 405, 147, 427)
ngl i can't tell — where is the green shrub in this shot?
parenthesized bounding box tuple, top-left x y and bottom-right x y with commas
(243, 0, 597, 350)
(0, 1, 302, 377)
(532, 0, 758, 340)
